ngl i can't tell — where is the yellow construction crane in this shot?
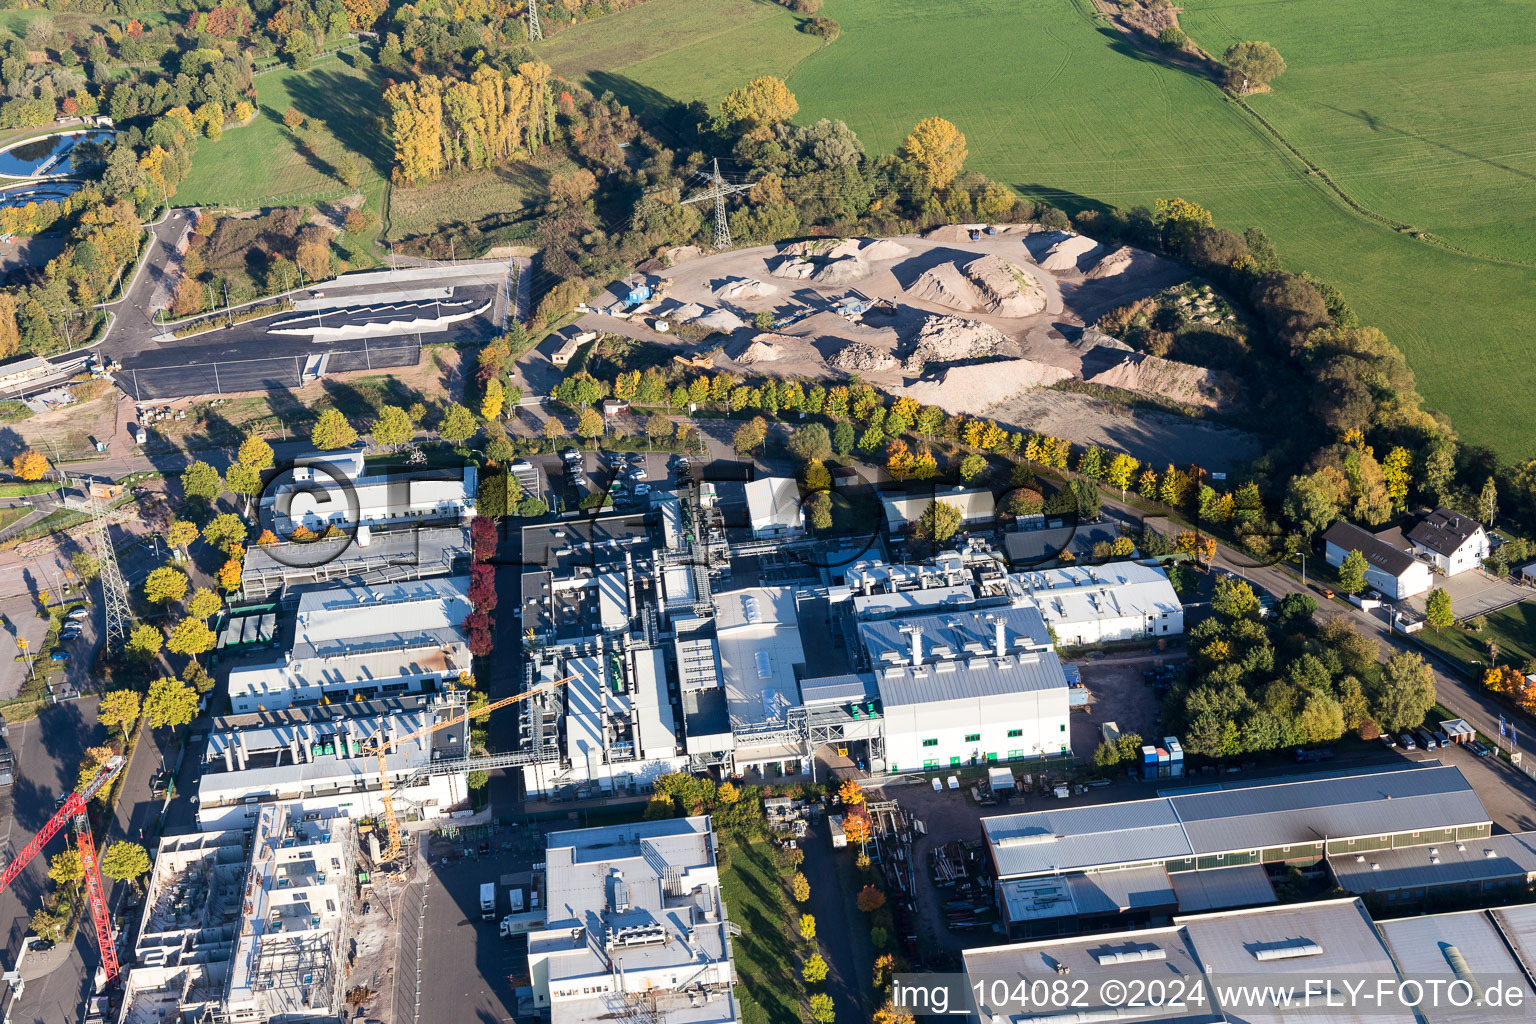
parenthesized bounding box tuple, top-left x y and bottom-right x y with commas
(369, 674, 576, 862)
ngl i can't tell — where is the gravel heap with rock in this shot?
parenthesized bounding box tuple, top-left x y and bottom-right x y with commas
(902, 314, 1006, 373)
(906, 255, 1045, 317)
(1084, 351, 1235, 409)
(715, 278, 779, 301)
(830, 341, 898, 372)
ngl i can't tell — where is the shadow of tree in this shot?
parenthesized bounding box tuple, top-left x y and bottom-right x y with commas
(285, 66, 393, 177)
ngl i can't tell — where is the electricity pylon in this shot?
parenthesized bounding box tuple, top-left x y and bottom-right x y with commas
(90, 492, 135, 650)
(528, 0, 543, 41)
(682, 159, 754, 251)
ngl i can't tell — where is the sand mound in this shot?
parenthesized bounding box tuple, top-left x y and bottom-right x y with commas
(737, 334, 788, 364)
(1084, 246, 1156, 280)
(922, 224, 985, 243)
(830, 342, 898, 373)
(1084, 351, 1234, 409)
(812, 255, 870, 285)
(859, 238, 910, 262)
(694, 309, 746, 333)
(715, 278, 779, 301)
(825, 238, 865, 259)
(668, 302, 707, 321)
(1038, 234, 1103, 272)
(903, 315, 1006, 373)
(770, 256, 817, 280)
(893, 358, 1073, 415)
(906, 255, 1044, 317)
(665, 245, 705, 266)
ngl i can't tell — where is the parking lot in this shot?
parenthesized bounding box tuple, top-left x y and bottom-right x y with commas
(1403, 569, 1530, 620)
(1069, 651, 1180, 757)
(400, 822, 555, 1024)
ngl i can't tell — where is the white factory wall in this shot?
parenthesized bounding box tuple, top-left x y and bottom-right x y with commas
(1049, 608, 1184, 647)
(521, 755, 688, 800)
(882, 689, 1070, 773)
(228, 667, 453, 714)
(196, 774, 466, 831)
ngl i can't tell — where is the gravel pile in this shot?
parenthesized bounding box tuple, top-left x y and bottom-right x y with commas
(715, 278, 779, 301)
(902, 314, 1006, 373)
(1038, 234, 1103, 272)
(906, 256, 1044, 317)
(893, 358, 1073, 414)
(830, 341, 898, 372)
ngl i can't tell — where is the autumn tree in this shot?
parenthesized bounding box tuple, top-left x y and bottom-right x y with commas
(733, 417, 768, 455)
(791, 872, 810, 902)
(440, 403, 478, 444)
(181, 460, 222, 503)
(798, 914, 817, 941)
(100, 841, 150, 884)
(144, 676, 198, 729)
(143, 566, 188, 606)
(49, 848, 83, 893)
(187, 587, 222, 621)
(717, 76, 799, 141)
(911, 498, 963, 545)
(125, 624, 163, 663)
(808, 994, 834, 1024)
(873, 1001, 912, 1024)
(803, 954, 829, 985)
(167, 618, 217, 661)
(167, 519, 199, 553)
(237, 433, 274, 472)
(856, 885, 886, 912)
(899, 117, 967, 190)
(837, 778, 865, 805)
(98, 689, 142, 743)
(576, 407, 605, 443)
(10, 449, 49, 481)
(787, 423, 831, 463)
(312, 408, 357, 449)
(203, 513, 246, 553)
(372, 405, 412, 447)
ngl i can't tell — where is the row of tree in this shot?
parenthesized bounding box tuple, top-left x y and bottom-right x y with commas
(384, 62, 555, 184)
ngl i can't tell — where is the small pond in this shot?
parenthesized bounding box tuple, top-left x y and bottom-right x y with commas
(0, 130, 116, 178)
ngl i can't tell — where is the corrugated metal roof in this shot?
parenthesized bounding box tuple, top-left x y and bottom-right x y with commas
(1173, 765, 1486, 853)
(799, 673, 878, 706)
(985, 766, 1488, 878)
(1169, 865, 1276, 913)
(875, 649, 1068, 709)
(1066, 866, 1177, 915)
(985, 799, 1194, 877)
(1330, 830, 1536, 894)
(1379, 909, 1536, 1013)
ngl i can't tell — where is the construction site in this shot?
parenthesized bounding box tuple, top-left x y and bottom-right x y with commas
(560, 224, 1260, 466)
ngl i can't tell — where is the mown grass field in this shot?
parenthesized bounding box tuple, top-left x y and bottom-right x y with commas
(718, 843, 802, 1024)
(386, 161, 563, 243)
(177, 58, 389, 218)
(538, 0, 824, 111)
(544, 0, 1536, 458)
(1417, 602, 1536, 678)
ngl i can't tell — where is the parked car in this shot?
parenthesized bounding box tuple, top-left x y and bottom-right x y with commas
(66, 608, 88, 622)
(1468, 740, 1494, 757)
(1431, 728, 1451, 746)
(1413, 728, 1438, 750)
(629, 467, 649, 481)
(1318, 587, 1336, 599)
(49, 651, 69, 662)
(1294, 746, 1335, 763)
(561, 448, 581, 461)
(634, 483, 651, 495)
(1399, 734, 1418, 750)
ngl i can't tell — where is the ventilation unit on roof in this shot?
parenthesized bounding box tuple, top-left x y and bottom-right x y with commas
(1093, 946, 1165, 966)
(995, 832, 1057, 848)
(1253, 941, 1324, 961)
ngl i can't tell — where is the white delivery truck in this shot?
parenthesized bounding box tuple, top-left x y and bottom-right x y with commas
(480, 882, 496, 920)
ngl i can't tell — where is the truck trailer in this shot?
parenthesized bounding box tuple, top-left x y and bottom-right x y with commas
(480, 882, 496, 920)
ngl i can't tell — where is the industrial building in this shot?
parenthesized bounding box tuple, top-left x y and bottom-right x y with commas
(982, 765, 1491, 936)
(262, 449, 477, 535)
(1011, 561, 1183, 645)
(226, 576, 472, 713)
(1328, 829, 1536, 909)
(880, 486, 995, 534)
(117, 806, 356, 1024)
(239, 523, 471, 600)
(743, 476, 803, 538)
(195, 693, 472, 831)
(963, 898, 1419, 1024)
(527, 816, 738, 1024)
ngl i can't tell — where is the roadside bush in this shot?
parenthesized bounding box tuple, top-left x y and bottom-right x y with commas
(804, 15, 840, 39)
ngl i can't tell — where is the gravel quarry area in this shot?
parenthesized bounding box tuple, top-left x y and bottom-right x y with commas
(572, 225, 1256, 466)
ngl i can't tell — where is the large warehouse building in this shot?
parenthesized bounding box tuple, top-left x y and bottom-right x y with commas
(982, 764, 1491, 937)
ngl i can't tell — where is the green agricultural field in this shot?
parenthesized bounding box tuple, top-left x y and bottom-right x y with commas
(544, 0, 1536, 458)
(387, 161, 565, 244)
(177, 58, 390, 219)
(538, 0, 824, 111)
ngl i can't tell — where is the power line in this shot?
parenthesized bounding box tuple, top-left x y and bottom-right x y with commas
(528, 0, 542, 42)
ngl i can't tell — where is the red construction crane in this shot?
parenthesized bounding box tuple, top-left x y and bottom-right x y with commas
(0, 755, 126, 986)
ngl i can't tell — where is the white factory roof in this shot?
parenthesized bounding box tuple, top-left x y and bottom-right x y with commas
(1012, 560, 1180, 626)
(714, 587, 804, 727)
(294, 576, 471, 646)
(1377, 910, 1536, 1024)
(851, 585, 977, 619)
(1178, 900, 1417, 1024)
(661, 566, 698, 608)
(859, 605, 1051, 666)
(633, 648, 679, 760)
(744, 476, 803, 533)
(598, 571, 628, 630)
